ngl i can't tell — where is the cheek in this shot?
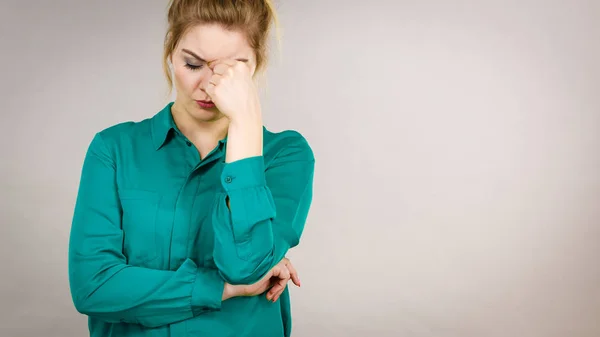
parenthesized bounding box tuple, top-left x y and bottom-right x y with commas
(173, 67, 204, 92)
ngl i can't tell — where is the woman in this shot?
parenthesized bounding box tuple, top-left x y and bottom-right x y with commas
(67, 1, 315, 336)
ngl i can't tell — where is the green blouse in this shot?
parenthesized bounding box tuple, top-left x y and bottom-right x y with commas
(68, 102, 315, 337)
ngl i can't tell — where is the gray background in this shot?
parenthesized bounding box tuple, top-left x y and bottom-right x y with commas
(1, 0, 599, 336)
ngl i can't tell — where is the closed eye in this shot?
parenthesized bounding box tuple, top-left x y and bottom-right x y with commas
(185, 63, 204, 71)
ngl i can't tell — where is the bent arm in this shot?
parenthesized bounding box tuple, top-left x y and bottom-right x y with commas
(68, 133, 224, 328)
(212, 133, 315, 284)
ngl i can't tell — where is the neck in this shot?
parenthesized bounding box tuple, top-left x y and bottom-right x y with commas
(171, 101, 229, 146)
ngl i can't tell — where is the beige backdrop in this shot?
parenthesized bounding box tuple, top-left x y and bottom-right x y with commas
(1, 0, 599, 336)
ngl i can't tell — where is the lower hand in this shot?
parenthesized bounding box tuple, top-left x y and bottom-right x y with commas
(265, 258, 301, 302)
(222, 258, 301, 302)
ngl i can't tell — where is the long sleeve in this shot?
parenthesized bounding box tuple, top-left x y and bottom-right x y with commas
(68, 133, 225, 328)
(212, 134, 315, 284)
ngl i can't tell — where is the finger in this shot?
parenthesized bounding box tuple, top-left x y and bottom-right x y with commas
(212, 63, 232, 76)
(265, 262, 292, 300)
(272, 264, 290, 280)
(272, 278, 288, 302)
(268, 277, 288, 302)
(266, 277, 283, 299)
(205, 82, 216, 97)
(207, 59, 237, 70)
(209, 74, 222, 86)
(279, 265, 290, 280)
(267, 283, 283, 300)
(266, 266, 288, 298)
(286, 261, 301, 287)
(272, 290, 284, 302)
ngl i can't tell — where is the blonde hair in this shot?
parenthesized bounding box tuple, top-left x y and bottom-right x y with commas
(162, 0, 281, 97)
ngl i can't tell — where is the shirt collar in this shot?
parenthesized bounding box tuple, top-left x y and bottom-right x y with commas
(151, 102, 178, 151)
(151, 102, 230, 151)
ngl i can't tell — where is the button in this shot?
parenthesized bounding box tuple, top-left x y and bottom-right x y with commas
(225, 176, 233, 183)
(185, 141, 192, 147)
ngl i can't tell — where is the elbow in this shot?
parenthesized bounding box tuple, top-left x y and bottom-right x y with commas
(72, 293, 93, 316)
(215, 249, 274, 285)
(69, 271, 98, 316)
(70, 279, 103, 317)
(70, 280, 99, 316)
(69, 277, 90, 314)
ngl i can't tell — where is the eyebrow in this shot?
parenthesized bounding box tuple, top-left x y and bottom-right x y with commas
(182, 49, 249, 63)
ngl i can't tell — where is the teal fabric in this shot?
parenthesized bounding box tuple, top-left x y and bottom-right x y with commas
(68, 102, 315, 337)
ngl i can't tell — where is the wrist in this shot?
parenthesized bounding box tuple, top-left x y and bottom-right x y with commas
(225, 117, 263, 162)
(228, 102, 262, 125)
(228, 115, 262, 130)
(222, 283, 250, 301)
(222, 283, 235, 301)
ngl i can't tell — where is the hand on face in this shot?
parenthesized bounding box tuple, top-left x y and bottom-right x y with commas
(204, 59, 261, 122)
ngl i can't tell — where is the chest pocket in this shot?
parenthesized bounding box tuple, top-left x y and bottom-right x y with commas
(119, 189, 161, 265)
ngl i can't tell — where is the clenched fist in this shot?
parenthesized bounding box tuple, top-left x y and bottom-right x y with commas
(205, 59, 261, 123)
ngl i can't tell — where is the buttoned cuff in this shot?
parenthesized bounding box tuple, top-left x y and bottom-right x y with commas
(219, 156, 276, 242)
(221, 156, 266, 191)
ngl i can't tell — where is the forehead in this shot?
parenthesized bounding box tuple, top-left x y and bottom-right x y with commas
(178, 23, 253, 60)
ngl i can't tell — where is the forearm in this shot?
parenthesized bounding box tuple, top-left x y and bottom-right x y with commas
(218, 112, 275, 284)
(69, 258, 225, 328)
(224, 112, 263, 163)
(212, 135, 315, 284)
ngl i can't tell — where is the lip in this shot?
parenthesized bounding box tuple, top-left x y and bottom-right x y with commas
(196, 100, 215, 109)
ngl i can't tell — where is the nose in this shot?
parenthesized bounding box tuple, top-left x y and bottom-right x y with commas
(198, 67, 214, 94)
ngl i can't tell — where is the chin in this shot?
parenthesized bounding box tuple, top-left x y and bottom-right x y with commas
(188, 104, 223, 122)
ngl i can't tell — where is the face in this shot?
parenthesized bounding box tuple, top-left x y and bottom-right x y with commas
(170, 23, 256, 122)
